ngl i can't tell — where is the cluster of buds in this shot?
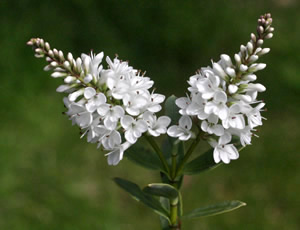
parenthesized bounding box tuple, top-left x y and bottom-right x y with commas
(27, 39, 171, 165)
(167, 13, 274, 164)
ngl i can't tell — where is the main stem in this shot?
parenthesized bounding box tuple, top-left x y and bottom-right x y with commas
(170, 197, 179, 229)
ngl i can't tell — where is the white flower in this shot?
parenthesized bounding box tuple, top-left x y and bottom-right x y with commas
(167, 115, 193, 141)
(145, 92, 165, 113)
(201, 114, 224, 136)
(80, 115, 102, 143)
(222, 103, 245, 129)
(81, 52, 104, 83)
(209, 132, 239, 164)
(204, 91, 229, 120)
(66, 103, 93, 128)
(229, 126, 253, 146)
(84, 87, 107, 112)
(242, 102, 265, 129)
(122, 94, 148, 116)
(186, 94, 209, 120)
(143, 111, 171, 137)
(101, 130, 122, 150)
(196, 70, 221, 100)
(175, 96, 191, 115)
(106, 142, 131, 166)
(121, 115, 148, 144)
(97, 104, 124, 129)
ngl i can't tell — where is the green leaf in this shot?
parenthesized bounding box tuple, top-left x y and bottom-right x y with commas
(164, 95, 180, 125)
(183, 148, 221, 175)
(113, 178, 170, 222)
(183, 200, 246, 219)
(143, 183, 179, 200)
(125, 144, 164, 171)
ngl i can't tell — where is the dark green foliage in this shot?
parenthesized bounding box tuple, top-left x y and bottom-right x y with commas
(183, 200, 246, 219)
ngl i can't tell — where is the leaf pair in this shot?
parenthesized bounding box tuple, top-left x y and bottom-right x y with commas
(113, 178, 179, 223)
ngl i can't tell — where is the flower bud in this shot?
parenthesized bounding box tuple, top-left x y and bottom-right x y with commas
(58, 50, 64, 61)
(249, 63, 266, 72)
(239, 64, 248, 72)
(43, 65, 52, 71)
(250, 33, 256, 42)
(64, 76, 76, 84)
(48, 50, 54, 58)
(248, 55, 258, 63)
(225, 67, 236, 77)
(212, 62, 227, 79)
(63, 61, 71, 70)
(51, 72, 67, 78)
(45, 42, 50, 51)
(228, 84, 238, 94)
(247, 83, 266, 92)
(50, 61, 58, 67)
(243, 74, 257, 81)
(67, 53, 73, 63)
(247, 42, 253, 54)
(84, 74, 93, 83)
(234, 54, 241, 66)
(220, 54, 232, 67)
(257, 48, 270, 56)
(257, 39, 264, 47)
(68, 89, 84, 102)
(265, 33, 273, 39)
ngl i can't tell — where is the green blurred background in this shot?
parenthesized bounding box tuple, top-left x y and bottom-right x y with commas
(1, 0, 299, 229)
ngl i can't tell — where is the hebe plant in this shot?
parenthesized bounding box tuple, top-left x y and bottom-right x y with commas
(28, 13, 274, 229)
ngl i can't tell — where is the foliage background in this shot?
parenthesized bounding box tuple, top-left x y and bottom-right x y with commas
(0, 0, 299, 229)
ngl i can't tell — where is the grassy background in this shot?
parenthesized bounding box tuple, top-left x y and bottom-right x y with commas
(1, 0, 299, 229)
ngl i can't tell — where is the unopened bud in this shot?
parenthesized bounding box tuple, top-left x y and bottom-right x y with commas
(212, 62, 227, 79)
(251, 33, 256, 42)
(53, 49, 59, 57)
(220, 54, 232, 67)
(247, 42, 253, 54)
(51, 72, 67, 78)
(50, 61, 58, 67)
(257, 39, 264, 47)
(257, 48, 270, 56)
(84, 74, 93, 83)
(234, 54, 241, 66)
(248, 55, 258, 63)
(268, 27, 274, 32)
(67, 53, 73, 63)
(239, 64, 248, 72)
(64, 76, 76, 83)
(43, 65, 52, 71)
(265, 33, 273, 39)
(45, 42, 50, 51)
(63, 61, 70, 69)
(58, 50, 64, 61)
(48, 50, 54, 58)
(249, 63, 266, 72)
(243, 74, 257, 81)
(225, 67, 236, 77)
(257, 26, 264, 34)
(228, 84, 238, 94)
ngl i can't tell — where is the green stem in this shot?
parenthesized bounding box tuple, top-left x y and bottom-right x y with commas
(144, 135, 170, 175)
(171, 152, 177, 180)
(175, 131, 202, 178)
(170, 197, 179, 229)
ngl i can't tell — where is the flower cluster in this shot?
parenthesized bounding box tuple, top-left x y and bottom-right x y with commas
(168, 13, 274, 164)
(27, 39, 171, 165)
